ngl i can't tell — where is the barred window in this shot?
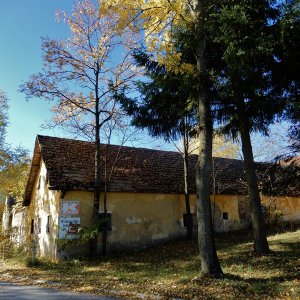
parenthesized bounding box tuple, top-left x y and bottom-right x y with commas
(37, 176, 41, 189)
(31, 219, 34, 234)
(46, 215, 51, 233)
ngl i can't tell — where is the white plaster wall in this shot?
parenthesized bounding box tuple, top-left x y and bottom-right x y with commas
(27, 159, 60, 259)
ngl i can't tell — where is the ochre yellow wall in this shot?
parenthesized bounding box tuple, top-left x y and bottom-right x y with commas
(59, 191, 243, 252)
(101, 192, 187, 251)
(261, 196, 300, 221)
(209, 195, 246, 232)
(58, 192, 300, 253)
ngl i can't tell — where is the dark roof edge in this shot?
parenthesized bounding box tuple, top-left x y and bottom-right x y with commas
(22, 137, 42, 206)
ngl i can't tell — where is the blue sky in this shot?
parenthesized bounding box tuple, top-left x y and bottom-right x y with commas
(0, 1, 73, 151)
(0, 0, 167, 154)
(0, 1, 290, 159)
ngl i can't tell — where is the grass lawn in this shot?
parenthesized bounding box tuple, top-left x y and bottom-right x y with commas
(0, 229, 299, 299)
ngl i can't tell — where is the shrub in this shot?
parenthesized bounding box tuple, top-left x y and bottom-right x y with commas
(262, 197, 284, 228)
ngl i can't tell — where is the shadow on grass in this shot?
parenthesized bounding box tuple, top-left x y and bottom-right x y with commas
(220, 230, 299, 260)
(276, 240, 300, 252)
(225, 272, 299, 283)
(224, 271, 299, 298)
(214, 229, 254, 250)
(266, 223, 300, 236)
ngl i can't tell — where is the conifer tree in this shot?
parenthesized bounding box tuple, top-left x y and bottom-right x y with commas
(100, 0, 224, 276)
(117, 47, 197, 239)
(275, 0, 300, 157)
(208, 0, 284, 254)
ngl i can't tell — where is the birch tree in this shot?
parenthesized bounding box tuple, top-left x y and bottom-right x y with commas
(20, 0, 138, 222)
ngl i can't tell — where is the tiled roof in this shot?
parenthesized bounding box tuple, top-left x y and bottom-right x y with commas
(23, 135, 299, 206)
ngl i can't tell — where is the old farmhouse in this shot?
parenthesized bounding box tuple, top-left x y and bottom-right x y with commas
(3, 135, 300, 259)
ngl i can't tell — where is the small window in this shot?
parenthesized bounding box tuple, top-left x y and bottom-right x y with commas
(37, 176, 41, 189)
(223, 212, 229, 220)
(46, 215, 51, 233)
(31, 219, 35, 234)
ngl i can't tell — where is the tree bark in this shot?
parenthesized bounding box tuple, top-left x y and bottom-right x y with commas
(94, 61, 101, 217)
(188, 0, 223, 277)
(94, 126, 101, 216)
(102, 145, 108, 256)
(90, 114, 101, 258)
(183, 126, 193, 240)
(237, 100, 270, 255)
(196, 94, 223, 277)
(92, 62, 101, 258)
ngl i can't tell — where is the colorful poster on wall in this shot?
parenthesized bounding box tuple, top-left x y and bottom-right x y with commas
(61, 201, 80, 216)
(59, 200, 80, 239)
(58, 217, 80, 239)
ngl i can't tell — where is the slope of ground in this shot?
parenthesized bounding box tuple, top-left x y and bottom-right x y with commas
(0, 229, 299, 299)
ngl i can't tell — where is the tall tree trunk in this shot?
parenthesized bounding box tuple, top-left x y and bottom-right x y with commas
(102, 191, 108, 256)
(91, 114, 101, 258)
(94, 124, 101, 216)
(94, 62, 101, 217)
(196, 96, 223, 277)
(237, 100, 270, 255)
(188, 0, 223, 277)
(211, 158, 216, 231)
(183, 124, 193, 240)
(92, 62, 101, 258)
(102, 145, 108, 256)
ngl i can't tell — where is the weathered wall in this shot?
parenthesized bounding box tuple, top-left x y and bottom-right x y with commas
(210, 195, 247, 232)
(25, 159, 61, 258)
(60, 191, 243, 253)
(11, 207, 28, 247)
(2, 206, 10, 233)
(60, 191, 187, 252)
(261, 196, 300, 222)
(102, 192, 187, 251)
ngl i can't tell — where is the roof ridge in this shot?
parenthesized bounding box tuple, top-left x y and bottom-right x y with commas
(37, 135, 244, 162)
